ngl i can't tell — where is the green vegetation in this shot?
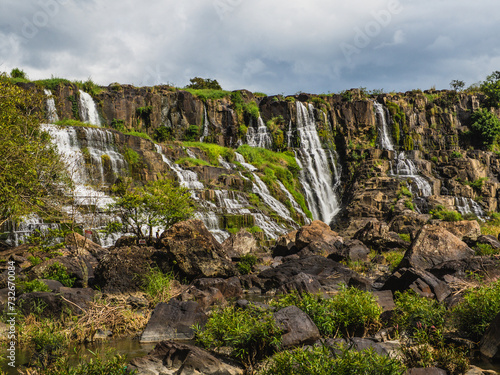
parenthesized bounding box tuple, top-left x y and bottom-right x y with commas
(450, 79, 465, 92)
(184, 88, 231, 101)
(123, 147, 141, 167)
(470, 108, 500, 148)
(136, 106, 152, 128)
(386, 101, 407, 145)
(55, 118, 99, 128)
(42, 262, 76, 287)
(44, 353, 135, 375)
(75, 78, 103, 97)
(123, 130, 153, 141)
(475, 243, 500, 256)
(398, 185, 412, 199)
(108, 177, 194, 239)
(35, 77, 73, 91)
(185, 77, 222, 90)
(175, 157, 210, 167)
(261, 344, 406, 375)
(266, 116, 286, 151)
(236, 254, 258, 275)
(184, 124, 200, 141)
(480, 71, 500, 107)
(452, 280, 500, 340)
(195, 305, 281, 368)
(231, 91, 260, 121)
(183, 141, 235, 165)
(398, 233, 411, 243)
(430, 205, 463, 221)
(0, 78, 70, 227)
(384, 250, 405, 271)
(142, 267, 176, 306)
(451, 150, 463, 158)
(154, 126, 173, 142)
(10, 67, 28, 80)
(272, 288, 382, 337)
(20, 279, 51, 293)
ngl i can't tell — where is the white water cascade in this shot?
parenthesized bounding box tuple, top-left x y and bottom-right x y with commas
(375, 101, 432, 198)
(200, 106, 209, 142)
(246, 116, 272, 149)
(295, 101, 340, 224)
(44, 89, 59, 123)
(155, 144, 204, 190)
(277, 180, 311, 224)
(5, 214, 60, 248)
(79, 90, 101, 126)
(455, 197, 485, 218)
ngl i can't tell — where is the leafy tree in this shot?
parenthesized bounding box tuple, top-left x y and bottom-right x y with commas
(481, 71, 500, 107)
(108, 177, 194, 238)
(450, 79, 465, 92)
(185, 77, 222, 90)
(0, 76, 69, 226)
(470, 108, 500, 148)
(10, 67, 28, 80)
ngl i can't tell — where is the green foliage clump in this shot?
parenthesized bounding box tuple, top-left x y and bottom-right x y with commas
(154, 126, 173, 142)
(452, 281, 500, 340)
(450, 150, 463, 158)
(475, 242, 500, 256)
(262, 344, 406, 375)
(109, 177, 194, 239)
(55, 119, 99, 128)
(272, 288, 382, 338)
(44, 353, 134, 375)
(175, 157, 210, 167)
(30, 322, 68, 368)
(404, 200, 415, 211)
(35, 77, 72, 91)
(398, 186, 412, 199)
(75, 78, 102, 97)
(110, 119, 126, 132)
(185, 77, 222, 90)
(386, 101, 407, 145)
(184, 88, 231, 101)
(398, 233, 411, 242)
(123, 147, 141, 166)
(481, 71, 500, 107)
(195, 305, 281, 368)
(182, 141, 235, 166)
(42, 262, 76, 287)
(123, 130, 153, 141)
(0, 79, 70, 226)
(236, 254, 258, 275)
(267, 116, 286, 151)
(470, 108, 500, 148)
(430, 206, 463, 222)
(10, 67, 28, 80)
(184, 125, 200, 141)
(384, 250, 405, 271)
(393, 291, 446, 336)
(20, 279, 50, 293)
(142, 267, 175, 306)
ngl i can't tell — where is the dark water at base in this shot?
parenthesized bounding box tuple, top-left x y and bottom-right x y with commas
(1, 337, 156, 374)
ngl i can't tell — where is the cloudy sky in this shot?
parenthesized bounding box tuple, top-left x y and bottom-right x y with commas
(1, 0, 499, 95)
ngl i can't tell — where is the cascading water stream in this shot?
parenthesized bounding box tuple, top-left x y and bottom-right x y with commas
(79, 90, 101, 126)
(374, 101, 432, 198)
(246, 116, 272, 149)
(199, 106, 209, 142)
(44, 89, 59, 123)
(455, 197, 485, 219)
(295, 101, 340, 224)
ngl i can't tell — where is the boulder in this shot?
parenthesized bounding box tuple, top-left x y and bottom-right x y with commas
(129, 340, 244, 375)
(140, 299, 207, 342)
(399, 225, 474, 270)
(327, 239, 370, 263)
(476, 235, 500, 250)
(29, 256, 94, 288)
(326, 337, 400, 357)
(382, 267, 451, 302)
(480, 311, 500, 360)
(221, 229, 258, 258)
(274, 306, 320, 348)
(272, 230, 298, 256)
(294, 220, 341, 252)
(194, 277, 242, 299)
(64, 232, 106, 259)
(258, 255, 371, 293)
(440, 220, 481, 242)
(18, 288, 94, 318)
(278, 272, 323, 294)
(159, 220, 236, 280)
(94, 246, 166, 293)
(372, 290, 395, 312)
(179, 287, 226, 310)
(354, 220, 410, 251)
(430, 257, 500, 281)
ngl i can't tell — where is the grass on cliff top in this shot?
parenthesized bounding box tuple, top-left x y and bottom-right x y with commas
(183, 88, 231, 101)
(55, 119, 101, 128)
(183, 141, 235, 165)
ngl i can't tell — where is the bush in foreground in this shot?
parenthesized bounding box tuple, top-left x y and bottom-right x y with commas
(260, 344, 406, 375)
(272, 287, 382, 338)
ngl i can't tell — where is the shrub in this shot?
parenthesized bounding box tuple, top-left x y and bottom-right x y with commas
(385, 250, 405, 271)
(10, 67, 28, 80)
(236, 254, 258, 275)
(20, 279, 50, 293)
(451, 150, 463, 158)
(261, 344, 406, 375)
(45, 352, 134, 375)
(430, 206, 463, 222)
(481, 71, 500, 107)
(194, 305, 281, 368)
(452, 281, 500, 340)
(154, 126, 173, 142)
(392, 291, 447, 336)
(185, 77, 222, 90)
(123, 130, 152, 141)
(110, 118, 126, 132)
(142, 267, 175, 306)
(272, 288, 382, 337)
(470, 108, 500, 148)
(398, 233, 411, 243)
(42, 262, 75, 287)
(475, 243, 500, 256)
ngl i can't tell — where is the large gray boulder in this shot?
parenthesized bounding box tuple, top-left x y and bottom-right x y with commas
(129, 340, 244, 375)
(400, 225, 474, 270)
(480, 311, 500, 360)
(274, 306, 320, 348)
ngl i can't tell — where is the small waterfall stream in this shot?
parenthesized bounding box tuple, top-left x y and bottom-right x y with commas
(246, 116, 272, 149)
(199, 106, 209, 142)
(79, 90, 101, 126)
(44, 89, 59, 123)
(295, 101, 340, 224)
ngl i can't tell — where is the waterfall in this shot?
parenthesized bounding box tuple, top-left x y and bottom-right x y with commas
(200, 106, 209, 142)
(286, 120, 293, 148)
(79, 90, 101, 126)
(277, 180, 311, 224)
(235, 152, 258, 171)
(5, 214, 60, 248)
(295, 101, 340, 224)
(44, 89, 59, 123)
(455, 197, 485, 218)
(374, 101, 432, 198)
(246, 116, 272, 149)
(373, 101, 394, 151)
(155, 144, 204, 190)
(251, 174, 292, 221)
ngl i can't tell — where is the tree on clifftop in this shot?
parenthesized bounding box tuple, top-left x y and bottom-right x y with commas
(0, 75, 68, 226)
(185, 77, 222, 90)
(106, 177, 195, 239)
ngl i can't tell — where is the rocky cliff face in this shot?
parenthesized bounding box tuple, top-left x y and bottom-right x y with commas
(23, 83, 500, 246)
